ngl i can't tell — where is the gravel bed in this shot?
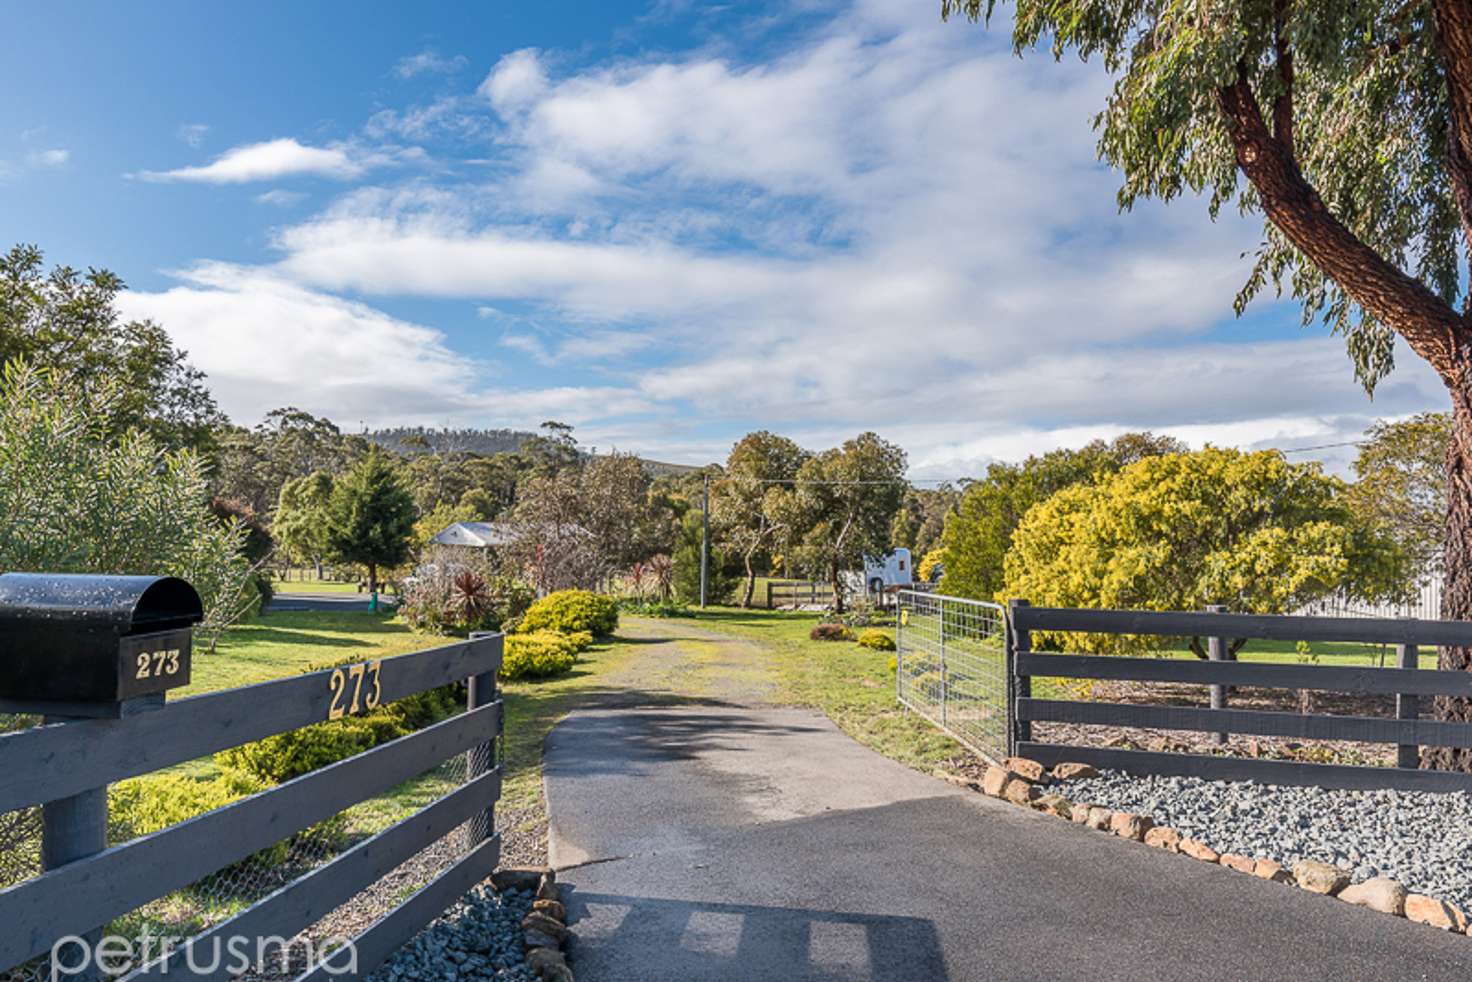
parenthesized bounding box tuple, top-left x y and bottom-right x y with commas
(1057, 770, 1472, 911)
(370, 884, 537, 981)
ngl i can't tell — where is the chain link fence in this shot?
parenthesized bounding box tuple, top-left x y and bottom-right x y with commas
(894, 590, 1009, 762)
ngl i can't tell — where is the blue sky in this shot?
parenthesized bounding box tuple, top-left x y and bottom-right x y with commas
(0, 1, 1448, 476)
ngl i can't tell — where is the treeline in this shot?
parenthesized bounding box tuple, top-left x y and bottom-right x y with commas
(365, 426, 538, 457)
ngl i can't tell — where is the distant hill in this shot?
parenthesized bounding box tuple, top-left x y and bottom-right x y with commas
(366, 426, 537, 456)
(365, 426, 704, 475)
(642, 458, 702, 477)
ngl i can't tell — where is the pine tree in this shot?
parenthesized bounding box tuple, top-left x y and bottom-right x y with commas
(325, 448, 417, 596)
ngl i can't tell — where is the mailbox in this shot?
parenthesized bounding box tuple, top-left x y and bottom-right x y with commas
(0, 573, 203, 714)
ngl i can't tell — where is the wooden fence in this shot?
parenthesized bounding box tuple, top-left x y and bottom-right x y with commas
(1007, 601, 1472, 792)
(765, 580, 836, 609)
(0, 634, 503, 979)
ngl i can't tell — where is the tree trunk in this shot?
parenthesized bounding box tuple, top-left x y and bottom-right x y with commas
(367, 563, 378, 597)
(830, 559, 845, 614)
(1427, 387, 1472, 769)
(741, 548, 757, 609)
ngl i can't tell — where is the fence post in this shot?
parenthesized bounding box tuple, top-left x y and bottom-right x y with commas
(894, 591, 904, 707)
(42, 732, 106, 982)
(465, 632, 500, 850)
(1205, 604, 1229, 745)
(1396, 639, 1420, 768)
(766, 581, 773, 610)
(939, 597, 949, 730)
(1007, 599, 1031, 756)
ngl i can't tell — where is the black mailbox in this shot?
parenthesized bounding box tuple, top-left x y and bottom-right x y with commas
(0, 573, 203, 714)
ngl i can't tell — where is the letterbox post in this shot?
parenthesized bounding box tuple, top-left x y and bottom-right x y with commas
(465, 631, 499, 850)
(43, 764, 107, 981)
(0, 572, 203, 979)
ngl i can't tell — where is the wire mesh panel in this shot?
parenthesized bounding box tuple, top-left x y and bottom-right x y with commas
(895, 590, 1008, 762)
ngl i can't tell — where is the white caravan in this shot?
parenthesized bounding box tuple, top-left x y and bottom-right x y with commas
(862, 548, 913, 595)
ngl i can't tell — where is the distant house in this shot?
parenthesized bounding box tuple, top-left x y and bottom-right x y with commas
(430, 521, 517, 550)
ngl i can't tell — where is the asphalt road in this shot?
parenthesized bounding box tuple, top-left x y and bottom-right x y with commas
(545, 703, 1472, 982)
(267, 592, 397, 613)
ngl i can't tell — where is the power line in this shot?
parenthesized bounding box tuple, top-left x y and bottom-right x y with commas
(1277, 440, 1366, 455)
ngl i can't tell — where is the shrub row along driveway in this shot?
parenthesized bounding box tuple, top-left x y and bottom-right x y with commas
(546, 618, 1472, 981)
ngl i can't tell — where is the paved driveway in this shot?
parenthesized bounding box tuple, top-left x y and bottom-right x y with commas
(545, 701, 1472, 981)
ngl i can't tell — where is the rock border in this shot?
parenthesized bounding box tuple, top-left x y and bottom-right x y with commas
(958, 758, 1472, 938)
(491, 866, 576, 980)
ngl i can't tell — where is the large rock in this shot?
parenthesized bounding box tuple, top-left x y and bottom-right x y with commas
(533, 898, 568, 922)
(1294, 860, 1350, 896)
(493, 866, 552, 893)
(1253, 859, 1292, 884)
(1405, 894, 1470, 932)
(1051, 762, 1100, 781)
(1004, 779, 1041, 806)
(524, 929, 562, 951)
(523, 911, 570, 943)
(1069, 803, 1094, 824)
(981, 765, 1014, 798)
(1338, 877, 1407, 916)
(1180, 839, 1220, 863)
(1086, 806, 1113, 831)
(527, 947, 575, 982)
(1034, 793, 1072, 818)
(1219, 854, 1255, 874)
(1109, 811, 1153, 842)
(1002, 757, 1049, 783)
(537, 871, 560, 902)
(1143, 826, 1181, 853)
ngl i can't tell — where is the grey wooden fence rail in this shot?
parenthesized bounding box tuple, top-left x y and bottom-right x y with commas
(765, 580, 836, 609)
(0, 633, 504, 980)
(1006, 602, 1472, 792)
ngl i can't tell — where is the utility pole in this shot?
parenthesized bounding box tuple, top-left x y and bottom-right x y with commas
(700, 471, 710, 609)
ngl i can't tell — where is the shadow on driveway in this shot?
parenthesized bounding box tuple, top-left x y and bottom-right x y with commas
(561, 891, 947, 982)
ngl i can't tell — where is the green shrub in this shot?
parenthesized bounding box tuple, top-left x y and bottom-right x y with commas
(502, 630, 579, 680)
(856, 629, 896, 651)
(217, 712, 406, 784)
(109, 771, 292, 870)
(518, 590, 619, 637)
(216, 656, 464, 785)
(810, 623, 854, 642)
(618, 597, 690, 618)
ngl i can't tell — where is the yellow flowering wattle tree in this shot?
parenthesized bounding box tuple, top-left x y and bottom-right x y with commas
(1001, 448, 1409, 655)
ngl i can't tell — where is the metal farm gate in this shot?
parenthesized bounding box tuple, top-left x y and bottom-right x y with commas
(0, 573, 504, 981)
(894, 590, 1009, 762)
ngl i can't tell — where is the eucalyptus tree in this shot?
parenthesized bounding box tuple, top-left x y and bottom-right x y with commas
(714, 431, 810, 607)
(946, 1, 1472, 764)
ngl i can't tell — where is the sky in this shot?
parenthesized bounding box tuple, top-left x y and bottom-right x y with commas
(0, 0, 1451, 478)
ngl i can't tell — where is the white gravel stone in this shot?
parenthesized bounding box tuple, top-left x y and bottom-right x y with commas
(1055, 770, 1472, 911)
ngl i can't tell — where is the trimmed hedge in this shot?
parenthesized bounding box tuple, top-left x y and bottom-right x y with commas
(107, 771, 346, 874)
(518, 590, 619, 637)
(502, 630, 580, 680)
(856, 629, 896, 651)
(216, 657, 463, 785)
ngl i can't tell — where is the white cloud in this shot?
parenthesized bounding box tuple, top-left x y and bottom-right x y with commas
(395, 50, 468, 79)
(116, 265, 659, 429)
(479, 49, 548, 113)
(126, 2, 1450, 470)
(138, 138, 367, 184)
(256, 189, 308, 207)
(177, 123, 209, 148)
(26, 148, 68, 167)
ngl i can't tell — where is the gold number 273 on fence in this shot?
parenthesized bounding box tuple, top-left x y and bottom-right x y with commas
(327, 660, 384, 720)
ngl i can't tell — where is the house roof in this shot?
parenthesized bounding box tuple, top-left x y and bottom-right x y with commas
(430, 521, 516, 548)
